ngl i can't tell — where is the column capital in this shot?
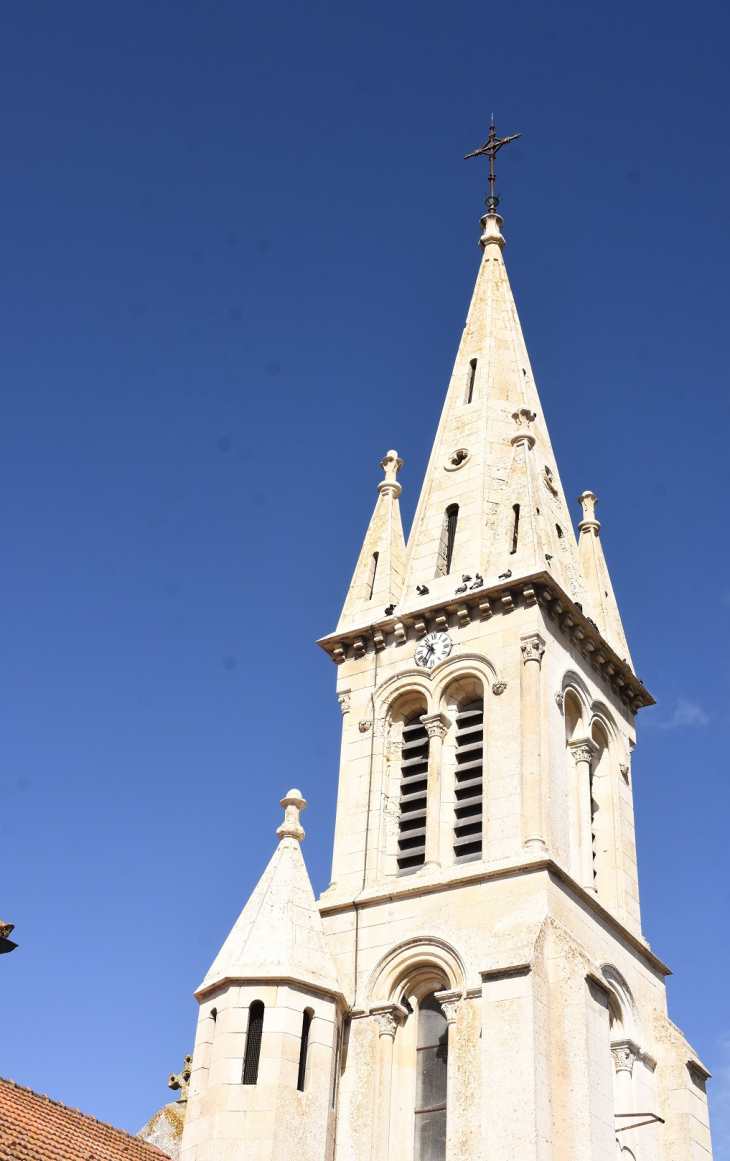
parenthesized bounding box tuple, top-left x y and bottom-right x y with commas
(434, 989, 461, 1025)
(337, 690, 351, 715)
(520, 633, 546, 665)
(370, 1004, 407, 1039)
(569, 738, 599, 766)
(420, 711, 452, 739)
(611, 1039, 640, 1074)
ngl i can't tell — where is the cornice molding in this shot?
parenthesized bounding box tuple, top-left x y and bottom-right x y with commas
(317, 570, 653, 713)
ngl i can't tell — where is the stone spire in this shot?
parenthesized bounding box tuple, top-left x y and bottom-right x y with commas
(337, 450, 406, 632)
(577, 491, 632, 666)
(197, 789, 344, 1001)
(399, 209, 588, 611)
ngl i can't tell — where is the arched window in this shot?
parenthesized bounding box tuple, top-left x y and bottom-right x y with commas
(297, 1008, 313, 1091)
(397, 713, 429, 873)
(242, 1001, 264, 1085)
(453, 700, 484, 862)
(466, 359, 477, 404)
(436, 506, 459, 576)
(414, 993, 448, 1161)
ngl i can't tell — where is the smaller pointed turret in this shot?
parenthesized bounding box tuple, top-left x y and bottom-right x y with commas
(181, 791, 345, 1161)
(337, 450, 406, 631)
(577, 491, 632, 666)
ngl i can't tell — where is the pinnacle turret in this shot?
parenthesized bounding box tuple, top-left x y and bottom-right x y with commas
(336, 449, 406, 632)
(577, 491, 632, 665)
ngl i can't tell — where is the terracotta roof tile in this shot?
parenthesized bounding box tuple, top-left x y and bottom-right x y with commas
(0, 1076, 170, 1161)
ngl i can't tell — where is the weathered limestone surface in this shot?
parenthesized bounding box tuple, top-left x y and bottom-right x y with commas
(176, 206, 713, 1160)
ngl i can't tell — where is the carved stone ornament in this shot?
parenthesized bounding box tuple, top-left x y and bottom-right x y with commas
(542, 465, 559, 496)
(492, 681, 508, 696)
(337, 692, 351, 715)
(370, 1005, 405, 1038)
(620, 763, 630, 783)
(520, 635, 546, 664)
(168, 1054, 194, 1102)
(276, 789, 307, 842)
(555, 691, 564, 712)
(444, 447, 470, 471)
(611, 1039, 639, 1075)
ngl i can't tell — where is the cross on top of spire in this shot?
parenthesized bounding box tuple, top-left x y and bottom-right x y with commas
(464, 121, 521, 210)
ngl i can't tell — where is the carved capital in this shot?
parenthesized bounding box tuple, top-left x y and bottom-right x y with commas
(620, 763, 630, 783)
(520, 633, 546, 665)
(435, 989, 461, 1025)
(337, 691, 351, 715)
(492, 680, 508, 696)
(611, 1039, 639, 1075)
(420, 711, 452, 740)
(555, 691, 564, 712)
(370, 1004, 406, 1038)
(569, 739, 598, 767)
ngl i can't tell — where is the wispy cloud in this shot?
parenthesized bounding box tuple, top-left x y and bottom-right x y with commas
(645, 698, 710, 730)
(711, 1033, 730, 1160)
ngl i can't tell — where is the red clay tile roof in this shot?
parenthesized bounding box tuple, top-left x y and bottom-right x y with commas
(0, 1076, 170, 1161)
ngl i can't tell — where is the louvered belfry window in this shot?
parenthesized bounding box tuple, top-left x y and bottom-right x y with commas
(397, 715, 430, 873)
(453, 700, 484, 862)
(242, 1001, 264, 1085)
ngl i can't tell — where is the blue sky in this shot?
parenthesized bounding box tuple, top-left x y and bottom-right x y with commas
(0, 0, 728, 1149)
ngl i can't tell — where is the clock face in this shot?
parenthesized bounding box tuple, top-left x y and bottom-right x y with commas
(414, 631, 452, 670)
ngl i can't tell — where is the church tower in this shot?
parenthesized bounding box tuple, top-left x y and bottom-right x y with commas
(180, 175, 714, 1160)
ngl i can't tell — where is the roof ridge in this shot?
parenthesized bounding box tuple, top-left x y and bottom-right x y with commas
(0, 1075, 169, 1155)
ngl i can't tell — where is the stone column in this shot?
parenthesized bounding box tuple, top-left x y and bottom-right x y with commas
(436, 991, 460, 1161)
(369, 1005, 405, 1161)
(421, 711, 452, 868)
(569, 740, 598, 893)
(520, 633, 546, 850)
(611, 1039, 639, 1124)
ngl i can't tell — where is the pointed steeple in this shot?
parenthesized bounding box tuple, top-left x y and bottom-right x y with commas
(577, 491, 632, 666)
(337, 450, 406, 632)
(197, 790, 344, 1001)
(400, 210, 588, 611)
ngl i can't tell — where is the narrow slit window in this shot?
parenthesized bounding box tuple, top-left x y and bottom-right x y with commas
(242, 1001, 264, 1085)
(453, 700, 484, 863)
(297, 1009, 312, 1091)
(367, 552, 379, 600)
(556, 524, 563, 539)
(510, 504, 520, 554)
(397, 714, 429, 873)
(466, 359, 477, 404)
(436, 505, 459, 576)
(414, 993, 448, 1161)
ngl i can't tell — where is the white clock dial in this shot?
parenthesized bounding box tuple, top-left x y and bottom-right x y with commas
(414, 631, 452, 669)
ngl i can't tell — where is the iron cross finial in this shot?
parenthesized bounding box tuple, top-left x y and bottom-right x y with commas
(464, 123, 521, 210)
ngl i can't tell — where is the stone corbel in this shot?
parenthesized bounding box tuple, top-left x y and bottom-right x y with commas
(337, 690, 351, 715)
